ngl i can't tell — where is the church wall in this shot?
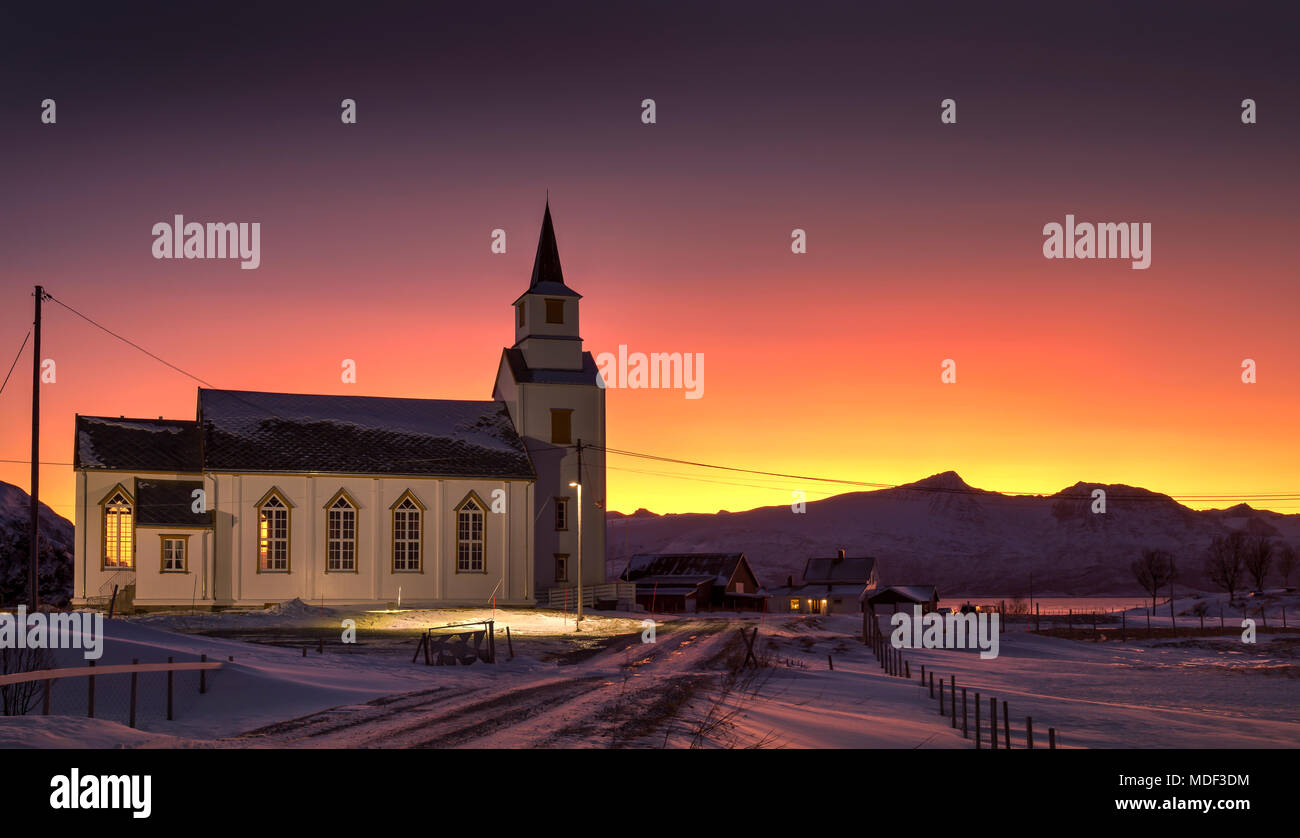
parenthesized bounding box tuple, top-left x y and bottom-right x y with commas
(210, 472, 533, 607)
(132, 526, 213, 606)
(72, 469, 206, 605)
(518, 381, 607, 591)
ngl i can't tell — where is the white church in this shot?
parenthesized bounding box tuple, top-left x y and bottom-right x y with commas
(71, 205, 607, 609)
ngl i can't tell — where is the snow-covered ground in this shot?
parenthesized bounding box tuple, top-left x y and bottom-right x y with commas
(1, 595, 1294, 748)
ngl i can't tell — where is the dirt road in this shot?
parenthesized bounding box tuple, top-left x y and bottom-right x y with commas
(233, 620, 745, 748)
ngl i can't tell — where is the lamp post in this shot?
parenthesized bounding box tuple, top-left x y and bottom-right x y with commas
(569, 480, 583, 629)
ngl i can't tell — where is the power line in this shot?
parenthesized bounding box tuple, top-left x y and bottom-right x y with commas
(44, 293, 217, 388)
(23, 292, 1300, 512)
(590, 444, 1300, 505)
(0, 331, 30, 397)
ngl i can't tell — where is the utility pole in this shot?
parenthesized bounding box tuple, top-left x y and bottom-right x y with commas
(29, 285, 43, 609)
(570, 439, 584, 630)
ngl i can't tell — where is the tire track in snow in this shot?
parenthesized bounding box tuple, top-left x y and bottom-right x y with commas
(232, 620, 740, 749)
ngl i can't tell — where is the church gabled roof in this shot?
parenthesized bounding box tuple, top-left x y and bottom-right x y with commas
(500, 347, 602, 386)
(197, 389, 535, 480)
(521, 202, 580, 301)
(74, 416, 203, 471)
(135, 478, 214, 527)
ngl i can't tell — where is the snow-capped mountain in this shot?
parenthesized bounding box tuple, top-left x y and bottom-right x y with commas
(605, 472, 1300, 595)
(0, 481, 74, 606)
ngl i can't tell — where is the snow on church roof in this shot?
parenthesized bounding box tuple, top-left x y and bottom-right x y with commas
(75, 416, 203, 471)
(198, 389, 535, 479)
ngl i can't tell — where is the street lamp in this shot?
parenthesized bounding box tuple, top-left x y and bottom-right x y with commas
(568, 480, 583, 630)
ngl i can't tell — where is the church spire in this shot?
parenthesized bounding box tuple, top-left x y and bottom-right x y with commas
(529, 201, 565, 288)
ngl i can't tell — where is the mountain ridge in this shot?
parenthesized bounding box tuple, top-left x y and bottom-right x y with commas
(604, 472, 1300, 595)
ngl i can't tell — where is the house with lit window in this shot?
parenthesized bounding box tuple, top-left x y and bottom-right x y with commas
(70, 203, 606, 610)
(769, 549, 880, 615)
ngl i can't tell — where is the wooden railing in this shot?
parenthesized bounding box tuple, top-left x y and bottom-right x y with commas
(0, 657, 224, 727)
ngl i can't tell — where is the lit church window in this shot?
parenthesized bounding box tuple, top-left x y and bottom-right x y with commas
(258, 492, 289, 571)
(102, 489, 134, 569)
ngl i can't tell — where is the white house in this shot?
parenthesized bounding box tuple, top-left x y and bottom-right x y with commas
(71, 204, 607, 610)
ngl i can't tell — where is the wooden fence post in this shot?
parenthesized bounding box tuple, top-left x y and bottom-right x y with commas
(950, 676, 956, 728)
(167, 656, 174, 721)
(920, 664, 925, 687)
(1002, 700, 1010, 749)
(506, 626, 515, 660)
(828, 654, 834, 671)
(939, 679, 945, 715)
(905, 660, 910, 679)
(990, 696, 998, 749)
(1026, 716, 1034, 749)
(199, 653, 207, 695)
(975, 693, 981, 749)
(928, 671, 934, 698)
(87, 659, 95, 719)
(1049, 727, 1057, 749)
(129, 658, 138, 728)
(962, 688, 968, 738)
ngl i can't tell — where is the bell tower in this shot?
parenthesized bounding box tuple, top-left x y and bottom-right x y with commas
(493, 202, 607, 598)
(512, 203, 584, 370)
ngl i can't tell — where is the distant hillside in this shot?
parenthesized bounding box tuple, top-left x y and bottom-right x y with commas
(604, 472, 1300, 596)
(0, 481, 74, 606)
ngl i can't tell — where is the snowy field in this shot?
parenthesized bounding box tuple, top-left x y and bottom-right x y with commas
(0, 595, 1295, 749)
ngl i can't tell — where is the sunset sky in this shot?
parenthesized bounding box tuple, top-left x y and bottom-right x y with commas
(2, 2, 1297, 520)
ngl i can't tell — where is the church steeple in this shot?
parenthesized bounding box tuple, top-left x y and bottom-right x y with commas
(530, 201, 566, 289)
(512, 201, 583, 370)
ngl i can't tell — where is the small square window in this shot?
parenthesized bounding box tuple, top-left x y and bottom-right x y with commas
(161, 537, 187, 572)
(545, 299, 565, 324)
